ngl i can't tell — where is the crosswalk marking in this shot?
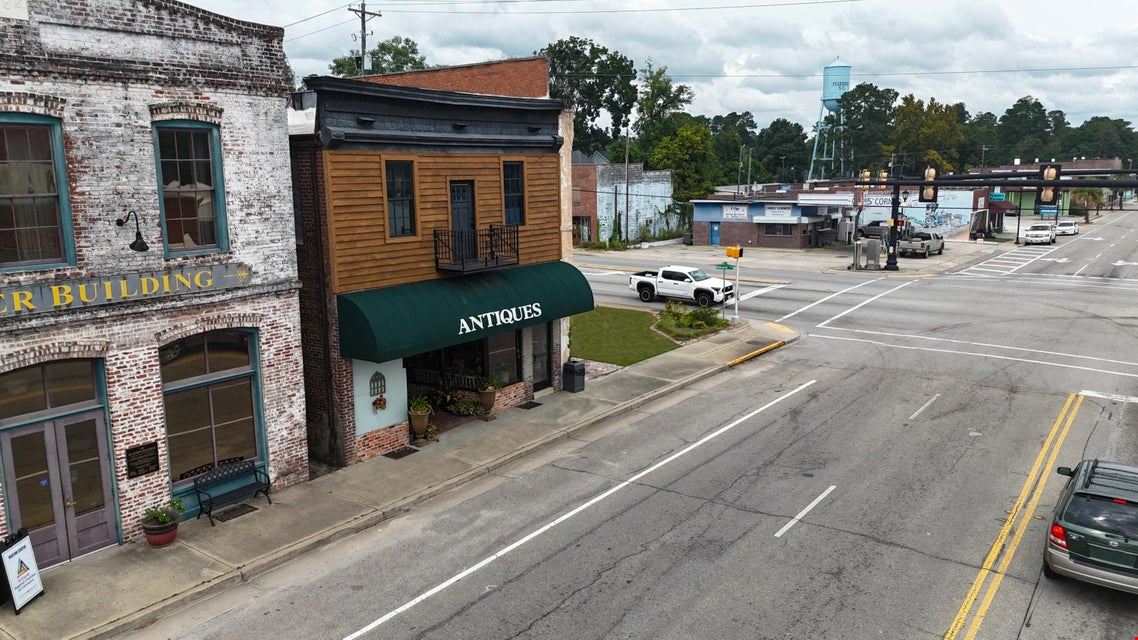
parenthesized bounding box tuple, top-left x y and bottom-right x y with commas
(957, 245, 1059, 276)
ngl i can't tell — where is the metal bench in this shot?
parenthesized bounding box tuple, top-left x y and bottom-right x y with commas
(192, 460, 272, 526)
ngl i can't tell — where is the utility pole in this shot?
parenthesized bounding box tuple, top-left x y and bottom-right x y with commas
(613, 185, 619, 242)
(624, 127, 631, 242)
(980, 145, 988, 171)
(746, 149, 753, 193)
(736, 146, 744, 196)
(349, 2, 382, 75)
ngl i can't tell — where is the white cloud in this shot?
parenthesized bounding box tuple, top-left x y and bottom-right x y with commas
(192, 0, 1138, 127)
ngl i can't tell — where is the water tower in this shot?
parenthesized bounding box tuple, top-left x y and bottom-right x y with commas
(808, 57, 851, 182)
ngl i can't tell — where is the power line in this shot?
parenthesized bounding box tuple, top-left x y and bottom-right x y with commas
(384, 0, 863, 14)
(283, 3, 353, 28)
(564, 64, 1138, 80)
(284, 18, 357, 42)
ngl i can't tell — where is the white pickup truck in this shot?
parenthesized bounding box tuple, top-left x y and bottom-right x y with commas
(628, 265, 734, 307)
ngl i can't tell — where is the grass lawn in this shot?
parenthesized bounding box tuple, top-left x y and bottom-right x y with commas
(570, 306, 678, 366)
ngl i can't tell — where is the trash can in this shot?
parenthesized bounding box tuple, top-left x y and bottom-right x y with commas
(563, 360, 586, 392)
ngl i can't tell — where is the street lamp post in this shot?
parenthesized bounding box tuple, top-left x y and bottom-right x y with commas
(884, 185, 907, 271)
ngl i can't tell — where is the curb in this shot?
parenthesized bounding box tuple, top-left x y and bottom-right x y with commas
(79, 332, 799, 640)
(575, 262, 789, 286)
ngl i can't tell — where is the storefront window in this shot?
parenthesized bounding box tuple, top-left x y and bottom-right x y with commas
(159, 330, 259, 482)
(406, 332, 521, 390)
(487, 332, 521, 385)
(0, 360, 98, 422)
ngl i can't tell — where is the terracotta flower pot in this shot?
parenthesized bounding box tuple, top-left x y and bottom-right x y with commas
(142, 520, 179, 548)
(409, 410, 430, 437)
(479, 389, 498, 415)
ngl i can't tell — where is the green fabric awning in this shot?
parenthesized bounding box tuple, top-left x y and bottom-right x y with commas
(338, 261, 595, 363)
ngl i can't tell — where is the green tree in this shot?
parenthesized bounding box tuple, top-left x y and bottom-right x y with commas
(1067, 117, 1138, 160)
(633, 62, 694, 152)
(753, 118, 810, 182)
(649, 123, 717, 229)
(834, 83, 898, 171)
(539, 37, 636, 154)
(998, 96, 1050, 155)
(330, 35, 427, 77)
(891, 95, 965, 171)
(960, 111, 1000, 168)
(707, 111, 759, 185)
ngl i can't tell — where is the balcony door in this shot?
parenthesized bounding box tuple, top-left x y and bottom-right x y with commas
(450, 181, 476, 261)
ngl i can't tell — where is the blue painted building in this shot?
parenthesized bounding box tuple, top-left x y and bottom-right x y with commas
(691, 193, 851, 248)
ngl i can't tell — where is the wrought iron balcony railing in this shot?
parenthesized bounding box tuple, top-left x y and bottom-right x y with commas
(433, 224, 520, 273)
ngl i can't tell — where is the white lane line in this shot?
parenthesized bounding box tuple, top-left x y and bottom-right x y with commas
(1112, 243, 1118, 248)
(816, 280, 916, 328)
(581, 270, 625, 277)
(810, 334, 1138, 379)
(775, 278, 883, 322)
(740, 284, 788, 301)
(1074, 265, 1088, 276)
(341, 380, 818, 639)
(822, 326, 1138, 368)
(908, 394, 941, 420)
(1096, 253, 1103, 259)
(774, 485, 837, 538)
(1080, 390, 1138, 403)
(967, 267, 1011, 273)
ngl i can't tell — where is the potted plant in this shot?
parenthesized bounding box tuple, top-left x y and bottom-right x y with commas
(479, 375, 502, 416)
(142, 497, 185, 548)
(408, 395, 432, 439)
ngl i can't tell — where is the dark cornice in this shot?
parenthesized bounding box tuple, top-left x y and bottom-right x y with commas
(304, 76, 565, 112)
(320, 126, 564, 151)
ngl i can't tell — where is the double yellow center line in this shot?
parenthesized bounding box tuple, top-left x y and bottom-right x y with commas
(944, 392, 1084, 640)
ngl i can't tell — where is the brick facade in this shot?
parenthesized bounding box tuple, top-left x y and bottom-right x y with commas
(692, 221, 807, 249)
(0, 0, 304, 548)
(359, 57, 549, 98)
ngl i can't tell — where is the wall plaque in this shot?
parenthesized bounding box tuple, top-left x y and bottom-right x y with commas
(126, 442, 160, 479)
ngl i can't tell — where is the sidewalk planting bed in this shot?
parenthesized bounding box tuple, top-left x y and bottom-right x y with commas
(655, 301, 731, 341)
(570, 306, 678, 365)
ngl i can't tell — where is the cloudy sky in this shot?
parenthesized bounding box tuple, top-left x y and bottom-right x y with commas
(193, 0, 1138, 130)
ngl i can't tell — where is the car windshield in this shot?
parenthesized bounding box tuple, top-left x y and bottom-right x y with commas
(914, 233, 931, 239)
(1064, 493, 1138, 538)
(1029, 224, 1051, 231)
(689, 269, 711, 281)
(1058, 222, 1074, 227)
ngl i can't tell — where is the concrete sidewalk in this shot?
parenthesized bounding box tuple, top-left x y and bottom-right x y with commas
(0, 321, 798, 640)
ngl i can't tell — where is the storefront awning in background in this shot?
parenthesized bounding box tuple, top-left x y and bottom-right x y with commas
(338, 261, 595, 363)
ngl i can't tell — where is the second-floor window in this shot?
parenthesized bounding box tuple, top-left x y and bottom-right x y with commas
(503, 161, 524, 225)
(155, 124, 226, 253)
(385, 160, 416, 237)
(0, 120, 69, 268)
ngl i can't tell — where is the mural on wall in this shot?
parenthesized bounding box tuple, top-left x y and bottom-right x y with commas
(861, 190, 977, 236)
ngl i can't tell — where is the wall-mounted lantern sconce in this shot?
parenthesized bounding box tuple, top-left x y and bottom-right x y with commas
(115, 210, 149, 252)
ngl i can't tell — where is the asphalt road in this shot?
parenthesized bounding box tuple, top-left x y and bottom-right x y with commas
(143, 209, 1138, 640)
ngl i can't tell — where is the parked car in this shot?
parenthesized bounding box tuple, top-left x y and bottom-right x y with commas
(1043, 460, 1138, 595)
(899, 231, 945, 258)
(1056, 220, 1080, 236)
(1023, 223, 1057, 245)
(858, 220, 890, 239)
(629, 265, 734, 307)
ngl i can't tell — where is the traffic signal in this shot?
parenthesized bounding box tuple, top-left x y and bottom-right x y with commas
(918, 165, 939, 203)
(726, 245, 743, 258)
(859, 169, 871, 192)
(1038, 163, 1062, 205)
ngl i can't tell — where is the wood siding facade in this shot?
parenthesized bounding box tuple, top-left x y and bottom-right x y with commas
(323, 150, 562, 293)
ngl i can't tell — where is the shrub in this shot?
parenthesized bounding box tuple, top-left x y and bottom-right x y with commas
(446, 400, 484, 416)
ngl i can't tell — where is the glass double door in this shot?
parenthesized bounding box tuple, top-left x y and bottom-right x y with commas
(1, 413, 115, 568)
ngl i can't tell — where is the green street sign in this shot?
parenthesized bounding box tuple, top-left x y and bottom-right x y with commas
(715, 262, 735, 271)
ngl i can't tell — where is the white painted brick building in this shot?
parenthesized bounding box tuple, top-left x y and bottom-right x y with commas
(0, 0, 305, 565)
